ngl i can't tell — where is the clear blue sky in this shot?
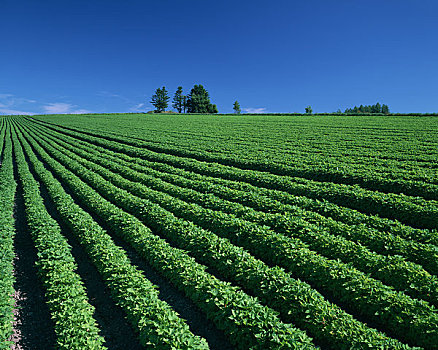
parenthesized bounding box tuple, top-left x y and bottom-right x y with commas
(1, 0, 437, 114)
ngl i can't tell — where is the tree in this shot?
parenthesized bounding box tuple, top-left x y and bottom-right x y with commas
(183, 96, 187, 113)
(374, 102, 382, 113)
(305, 106, 313, 114)
(186, 84, 218, 113)
(150, 86, 170, 112)
(172, 86, 185, 113)
(233, 101, 241, 114)
(209, 104, 218, 113)
(381, 104, 390, 114)
(343, 102, 389, 115)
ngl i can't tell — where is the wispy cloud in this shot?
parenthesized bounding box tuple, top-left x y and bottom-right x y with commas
(242, 107, 268, 114)
(97, 91, 131, 103)
(0, 94, 36, 106)
(43, 103, 71, 113)
(129, 103, 145, 112)
(98, 91, 146, 112)
(0, 108, 35, 115)
(42, 103, 92, 114)
(0, 93, 92, 115)
(0, 93, 36, 114)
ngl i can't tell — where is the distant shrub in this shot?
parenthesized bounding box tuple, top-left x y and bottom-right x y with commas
(146, 110, 177, 114)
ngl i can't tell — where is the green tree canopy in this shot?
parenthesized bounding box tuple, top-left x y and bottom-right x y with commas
(186, 85, 218, 113)
(305, 106, 313, 114)
(233, 101, 241, 114)
(150, 86, 170, 112)
(172, 86, 185, 113)
(344, 102, 390, 114)
(381, 104, 390, 114)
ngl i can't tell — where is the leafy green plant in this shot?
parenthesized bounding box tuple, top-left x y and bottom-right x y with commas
(19, 122, 428, 349)
(37, 129, 436, 305)
(6, 113, 437, 349)
(0, 122, 17, 349)
(11, 127, 106, 349)
(13, 124, 209, 349)
(16, 118, 317, 350)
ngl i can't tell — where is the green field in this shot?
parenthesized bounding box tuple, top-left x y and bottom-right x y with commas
(1, 114, 437, 349)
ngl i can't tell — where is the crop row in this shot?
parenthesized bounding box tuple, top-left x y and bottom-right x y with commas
(30, 117, 438, 190)
(14, 121, 321, 350)
(0, 119, 5, 155)
(24, 118, 437, 248)
(15, 122, 420, 349)
(30, 116, 437, 184)
(129, 126, 437, 173)
(132, 137, 438, 199)
(19, 122, 437, 349)
(106, 118, 438, 167)
(25, 120, 438, 267)
(11, 126, 106, 349)
(199, 174, 438, 245)
(26, 118, 438, 229)
(0, 124, 17, 349)
(42, 115, 438, 183)
(12, 123, 210, 349)
(93, 127, 438, 186)
(151, 136, 437, 178)
(28, 118, 438, 200)
(27, 122, 438, 303)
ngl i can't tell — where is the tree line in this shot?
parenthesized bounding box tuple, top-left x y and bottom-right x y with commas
(150, 87, 389, 115)
(151, 85, 219, 113)
(343, 102, 389, 115)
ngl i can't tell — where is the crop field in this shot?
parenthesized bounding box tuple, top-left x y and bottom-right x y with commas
(1, 113, 437, 349)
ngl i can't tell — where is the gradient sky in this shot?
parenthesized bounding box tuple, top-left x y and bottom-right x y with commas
(1, 0, 437, 115)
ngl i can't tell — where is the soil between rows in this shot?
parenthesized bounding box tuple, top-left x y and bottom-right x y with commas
(22, 134, 235, 350)
(10, 177, 57, 349)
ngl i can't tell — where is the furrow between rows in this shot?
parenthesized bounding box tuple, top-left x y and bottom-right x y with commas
(11, 123, 107, 349)
(15, 120, 318, 350)
(0, 122, 17, 349)
(26, 117, 438, 229)
(29, 117, 438, 200)
(22, 118, 438, 246)
(17, 120, 434, 349)
(25, 121, 438, 303)
(12, 122, 211, 349)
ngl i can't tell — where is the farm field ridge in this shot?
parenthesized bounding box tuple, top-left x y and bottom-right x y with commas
(1, 114, 437, 349)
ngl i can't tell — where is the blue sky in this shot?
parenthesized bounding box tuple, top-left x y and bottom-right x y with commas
(1, 0, 437, 114)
